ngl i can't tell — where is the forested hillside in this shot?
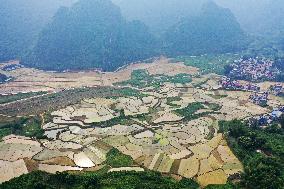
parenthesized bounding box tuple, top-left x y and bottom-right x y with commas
(1, 0, 283, 71)
(163, 1, 247, 56)
(219, 119, 284, 189)
(22, 0, 246, 71)
(1, 170, 200, 189)
(0, 0, 76, 62)
(23, 0, 159, 71)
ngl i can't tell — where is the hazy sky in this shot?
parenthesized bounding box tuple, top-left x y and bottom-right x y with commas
(111, 0, 284, 35)
(1, 0, 283, 36)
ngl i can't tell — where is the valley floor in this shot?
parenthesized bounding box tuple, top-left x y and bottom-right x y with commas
(0, 57, 283, 187)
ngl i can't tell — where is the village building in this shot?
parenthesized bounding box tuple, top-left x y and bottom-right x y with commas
(249, 106, 284, 127)
(249, 92, 269, 107)
(219, 76, 260, 92)
(228, 57, 280, 81)
(270, 84, 284, 96)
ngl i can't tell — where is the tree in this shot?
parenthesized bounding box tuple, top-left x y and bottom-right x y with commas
(242, 157, 284, 189)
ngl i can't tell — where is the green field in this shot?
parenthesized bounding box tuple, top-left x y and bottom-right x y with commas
(116, 70, 192, 89)
(175, 102, 204, 117)
(206, 103, 222, 111)
(174, 54, 241, 75)
(105, 148, 134, 168)
(166, 96, 182, 108)
(0, 116, 45, 140)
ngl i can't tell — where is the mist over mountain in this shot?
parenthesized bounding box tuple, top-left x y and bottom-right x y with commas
(23, 0, 158, 71)
(258, 0, 284, 37)
(163, 1, 247, 56)
(22, 0, 247, 71)
(1, 0, 283, 71)
(114, 0, 284, 38)
(112, 0, 207, 35)
(0, 0, 76, 62)
(215, 0, 284, 37)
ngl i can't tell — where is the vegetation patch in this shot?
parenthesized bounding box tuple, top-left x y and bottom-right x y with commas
(208, 94, 228, 99)
(0, 116, 45, 140)
(174, 54, 241, 75)
(42, 112, 54, 124)
(116, 69, 192, 89)
(0, 127, 12, 139)
(93, 109, 145, 128)
(219, 119, 284, 189)
(174, 102, 210, 121)
(1, 170, 200, 189)
(175, 102, 204, 116)
(207, 103, 222, 112)
(205, 183, 238, 189)
(193, 78, 210, 88)
(105, 148, 134, 168)
(166, 96, 182, 108)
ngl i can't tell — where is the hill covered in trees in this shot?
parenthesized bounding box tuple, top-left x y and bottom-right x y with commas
(23, 0, 159, 71)
(219, 119, 284, 189)
(0, 0, 76, 62)
(22, 0, 246, 71)
(1, 170, 200, 189)
(2, 0, 284, 72)
(163, 1, 247, 56)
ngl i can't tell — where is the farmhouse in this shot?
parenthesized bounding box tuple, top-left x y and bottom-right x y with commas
(249, 92, 268, 106)
(219, 77, 260, 92)
(270, 84, 284, 96)
(249, 106, 284, 127)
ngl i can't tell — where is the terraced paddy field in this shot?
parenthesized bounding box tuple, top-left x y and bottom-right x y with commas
(0, 57, 197, 94)
(0, 58, 283, 187)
